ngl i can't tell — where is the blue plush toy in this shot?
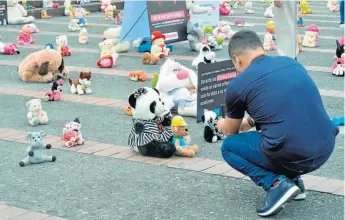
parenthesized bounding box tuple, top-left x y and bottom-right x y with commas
(332, 117, 344, 126)
(44, 43, 54, 49)
(137, 37, 173, 53)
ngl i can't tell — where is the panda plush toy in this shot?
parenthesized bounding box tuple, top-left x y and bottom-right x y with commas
(128, 87, 176, 158)
(202, 110, 224, 143)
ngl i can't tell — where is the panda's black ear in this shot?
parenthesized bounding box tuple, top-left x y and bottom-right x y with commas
(201, 115, 205, 123)
(153, 88, 160, 95)
(336, 40, 340, 48)
(150, 101, 156, 114)
(128, 94, 136, 109)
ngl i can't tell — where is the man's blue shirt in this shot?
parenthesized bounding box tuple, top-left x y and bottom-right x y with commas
(225, 55, 338, 161)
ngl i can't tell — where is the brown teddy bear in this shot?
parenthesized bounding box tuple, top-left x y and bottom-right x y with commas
(18, 49, 69, 83)
(142, 52, 160, 65)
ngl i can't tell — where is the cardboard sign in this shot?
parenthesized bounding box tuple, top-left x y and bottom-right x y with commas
(0, 1, 7, 26)
(197, 60, 237, 123)
(147, 0, 188, 43)
(189, 1, 219, 28)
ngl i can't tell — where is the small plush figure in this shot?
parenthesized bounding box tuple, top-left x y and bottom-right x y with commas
(142, 52, 160, 65)
(43, 78, 63, 101)
(264, 2, 274, 18)
(202, 110, 223, 143)
(263, 32, 276, 51)
(244, 1, 255, 14)
(79, 28, 88, 44)
(302, 24, 319, 48)
(171, 116, 199, 158)
(62, 118, 85, 147)
(266, 20, 276, 40)
(300, 1, 312, 14)
(213, 21, 235, 39)
(68, 19, 81, 32)
(104, 5, 115, 20)
(27, 23, 39, 33)
(329, 0, 340, 12)
(99, 39, 115, 57)
(297, 35, 303, 52)
(187, 21, 204, 51)
(41, 9, 52, 19)
(129, 71, 148, 82)
(101, 0, 111, 12)
(26, 99, 49, 126)
(44, 43, 54, 49)
(122, 105, 133, 116)
(68, 71, 92, 94)
(0, 43, 20, 55)
(102, 27, 130, 53)
(96, 52, 119, 68)
(192, 45, 216, 69)
(56, 35, 72, 56)
(219, 0, 231, 15)
(232, 0, 243, 8)
(128, 87, 176, 158)
(332, 37, 345, 76)
(19, 132, 56, 167)
(64, 0, 73, 15)
(43, 0, 59, 8)
(75, 6, 87, 26)
(22, 0, 35, 10)
(203, 35, 223, 51)
(150, 31, 170, 58)
(296, 8, 304, 27)
(17, 25, 34, 45)
(113, 9, 122, 24)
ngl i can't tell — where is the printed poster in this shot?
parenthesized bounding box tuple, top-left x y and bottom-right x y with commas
(197, 60, 237, 123)
(0, 1, 7, 26)
(189, 1, 219, 28)
(147, 0, 188, 43)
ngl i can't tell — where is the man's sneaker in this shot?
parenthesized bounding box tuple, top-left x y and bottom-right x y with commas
(294, 177, 307, 200)
(256, 177, 301, 217)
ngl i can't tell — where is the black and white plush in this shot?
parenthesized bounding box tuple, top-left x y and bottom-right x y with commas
(128, 87, 176, 158)
(202, 110, 223, 143)
(192, 45, 216, 69)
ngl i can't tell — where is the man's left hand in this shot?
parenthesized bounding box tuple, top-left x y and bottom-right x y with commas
(215, 118, 225, 133)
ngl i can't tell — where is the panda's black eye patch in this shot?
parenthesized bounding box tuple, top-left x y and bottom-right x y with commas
(159, 98, 161, 101)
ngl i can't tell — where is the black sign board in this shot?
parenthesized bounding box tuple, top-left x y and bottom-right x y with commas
(146, 0, 188, 44)
(197, 60, 237, 123)
(0, 1, 7, 26)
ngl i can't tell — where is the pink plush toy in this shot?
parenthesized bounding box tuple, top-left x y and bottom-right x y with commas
(96, 53, 119, 68)
(307, 24, 320, 45)
(28, 24, 40, 33)
(17, 25, 34, 45)
(213, 21, 235, 39)
(219, 0, 231, 15)
(0, 43, 20, 55)
(43, 79, 63, 101)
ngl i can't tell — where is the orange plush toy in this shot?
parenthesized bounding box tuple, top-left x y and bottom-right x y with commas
(122, 105, 133, 116)
(297, 35, 303, 52)
(129, 71, 148, 82)
(142, 52, 160, 65)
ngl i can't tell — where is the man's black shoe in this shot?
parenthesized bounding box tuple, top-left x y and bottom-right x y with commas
(257, 177, 301, 217)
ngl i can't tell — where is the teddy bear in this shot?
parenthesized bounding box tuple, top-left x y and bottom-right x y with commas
(18, 49, 69, 83)
(155, 58, 198, 117)
(79, 28, 88, 44)
(302, 25, 319, 48)
(141, 52, 160, 65)
(19, 132, 56, 167)
(62, 118, 85, 147)
(263, 32, 275, 51)
(0, 43, 20, 55)
(202, 110, 224, 143)
(332, 37, 345, 76)
(213, 21, 235, 40)
(7, 0, 35, 24)
(41, 9, 52, 19)
(171, 116, 199, 157)
(192, 45, 216, 69)
(102, 27, 130, 53)
(68, 19, 81, 32)
(150, 31, 170, 59)
(128, 87, 176, 158)
(99, 39, 116, 57)
(16, 24, 34, 45)
(219, 0, 231, 16)
(26, 99, 49, 126)
(68, 71, 92, 94)
(187, 21, 204, 51)
(43, 78, 63, 101)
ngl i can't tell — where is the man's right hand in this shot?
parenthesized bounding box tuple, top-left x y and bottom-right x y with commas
(274, 0, 282, 7)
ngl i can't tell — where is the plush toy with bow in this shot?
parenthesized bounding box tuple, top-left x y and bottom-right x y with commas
(0, 43, 20, 55)
(43, 78, 63, 101)
(332, 37, 345, 76)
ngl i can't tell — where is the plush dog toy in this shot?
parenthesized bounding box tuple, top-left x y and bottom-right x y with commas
(128, 87, 176, 158)
(0, 43, 20, 55)
(19, 131, 56, 167)
(129, 71, 148, 82)
(18, 49, 69, 83)
(62, 118, 85, 147)
(26, 99, 49, 126)
(142, 52, 160, 65)
(171, 116, 199, 157)
(202, 110, 223, 143)
(43, 78, 63, 101)
(332, 37, 345, 76)
(69, 71, 92, 94)
(192, 45, 216, 69)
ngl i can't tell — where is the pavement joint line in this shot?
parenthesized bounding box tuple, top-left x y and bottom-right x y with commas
(34, 19, 121, 28)
(0, 202, 68, 220)
(0, 128, 344, 196)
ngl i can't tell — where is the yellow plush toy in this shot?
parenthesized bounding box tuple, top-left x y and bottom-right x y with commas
(300, 1, 312, 14)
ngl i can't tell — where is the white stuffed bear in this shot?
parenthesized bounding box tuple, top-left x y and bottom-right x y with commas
(155, 58, 198, 117)
(128, 87, 176, 158)
(102, 27, 130, 53)
(212, 21, 235, 39)
(26, 99, 49, 126)
(99, 39, 116, 58)
(7, 0, 35, 24)
(186, 0, 213, 15)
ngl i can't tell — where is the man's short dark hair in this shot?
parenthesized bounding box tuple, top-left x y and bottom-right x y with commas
(228, 30, 263, 58)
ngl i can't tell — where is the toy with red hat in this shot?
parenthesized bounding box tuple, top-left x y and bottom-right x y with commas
(150, 31, 170, 58)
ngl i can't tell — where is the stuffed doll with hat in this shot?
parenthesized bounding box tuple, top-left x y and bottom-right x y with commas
(62, 118, 85, 147)
(202, 110, 224, 143)
(19, 131, 56, 167)
(150, 31, 170, 59)
(128, 87, 176, 158)
(332, 37, 345, 76)
(171, 115, 199, 157)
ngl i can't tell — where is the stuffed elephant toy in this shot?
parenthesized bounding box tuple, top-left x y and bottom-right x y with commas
(187, 21, 205, 52)
(19, 131, 56, 167)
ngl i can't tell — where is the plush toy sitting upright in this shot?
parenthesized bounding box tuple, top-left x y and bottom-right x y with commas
(68, 71, 92, 94)
(17, 24, 34, 45)
(202, 110, 223, 143)
(155, 58, 198, 117)
(302, 25, 319, 47)
(192, 45, 216, 69)
(43, 78, 63, 101)
(18, 49, 69, 83)
(150, 31, 170, 58)
(128, 87, 176, 158)
(219, 0, 231, 15)
(62, 118, 85, 147)
(102, 27, 130, 53)
(264, 2, 274, 18)
(7, 0, 35, 24)
(187, 21, 204, 52)
(26, 99, 49, 126)
(171, 116, 199, 157)
(19, 132, 56, 167)
(213, 21, 235, 40)
(332, 37, 345, 76)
